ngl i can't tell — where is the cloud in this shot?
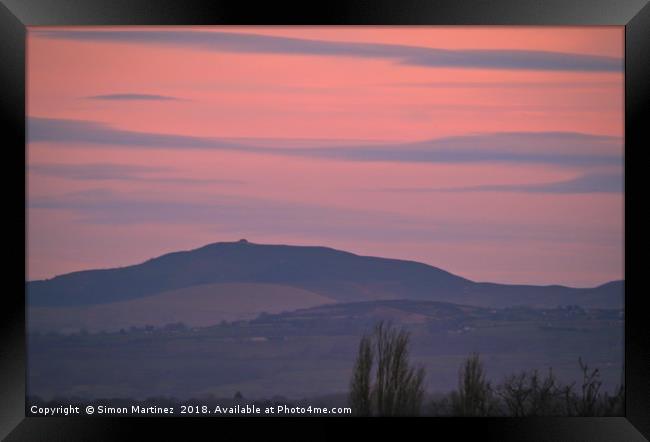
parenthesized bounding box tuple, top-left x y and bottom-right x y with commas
(27, 188, 619, 245)
(27, 189, 420, 241)
(28, 162, 241, 185)
(389, 81, 621, 89)
(29, 163, 170, 180)
(32, 30, 623, 73)
(300, 132, 622, 166)
(28, 117, 623, 167)
(28, 117, 246, 149)
(382, 172, 624, 194)
(85, 93, 182, 101)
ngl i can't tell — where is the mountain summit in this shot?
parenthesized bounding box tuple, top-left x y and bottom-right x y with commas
(27, 240, 623, 309)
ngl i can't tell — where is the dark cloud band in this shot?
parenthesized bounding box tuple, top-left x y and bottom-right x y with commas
(33, 30, 623, 73)
(28, 162, 241, 185)
(28, 117, 622, 168)
(85, 94, 181, 101)
(381, 172, 623, 194)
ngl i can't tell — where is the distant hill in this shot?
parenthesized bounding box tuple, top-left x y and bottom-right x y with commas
(28, 282, 334, 333)
(27, 240, 623, 317)
(247, 298, 623, 333)
(28, 298, 624, 400)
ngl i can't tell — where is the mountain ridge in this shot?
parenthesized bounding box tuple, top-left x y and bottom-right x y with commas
(27, 239, 623, 309)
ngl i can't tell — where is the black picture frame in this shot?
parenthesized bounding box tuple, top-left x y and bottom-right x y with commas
(1, 0, 647, 440)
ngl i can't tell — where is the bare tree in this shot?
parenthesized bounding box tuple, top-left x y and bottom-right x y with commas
(574, 357, 603, 416)
(498, 371, 530, 416)
(430, 355, 624, 417)
(349, 321, 425, 416)
(498, 368, 564, 416)
(451, 353, 497, 416)
(349, 335, 373, 416)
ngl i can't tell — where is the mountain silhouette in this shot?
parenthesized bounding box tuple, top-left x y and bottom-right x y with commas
(27, 240, 623, 309)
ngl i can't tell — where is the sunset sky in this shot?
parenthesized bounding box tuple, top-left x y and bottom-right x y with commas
(26, 27, 624, 286)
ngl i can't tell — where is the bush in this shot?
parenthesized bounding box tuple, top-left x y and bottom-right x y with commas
(498, 368, 565, 416)
(430, 356, 624, 417)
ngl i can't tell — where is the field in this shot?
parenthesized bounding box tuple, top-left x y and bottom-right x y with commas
(28, 301, 624, 403)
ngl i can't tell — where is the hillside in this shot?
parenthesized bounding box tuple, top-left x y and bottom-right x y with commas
(27, 240, 624, 319)
(28, 282, 334, 333)
(27, 299, 624, 401)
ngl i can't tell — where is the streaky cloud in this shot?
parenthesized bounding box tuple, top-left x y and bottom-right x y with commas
(301, 132, 622, 166)
(27, 189, 419, 241)
(28, 162, 241, 185)
(28, 163, 171, 180)
(382, 172, 623, 194)
(389, 81, 621, 89)
(85, 93, 181, 101)
(28, 117, 248, 150)
(28, 117, 623, 168)
(28, 189, 617, 245)
(32, 30, 623, 73)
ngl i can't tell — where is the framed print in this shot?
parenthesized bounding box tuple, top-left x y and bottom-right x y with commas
(1, 0, 648, 440)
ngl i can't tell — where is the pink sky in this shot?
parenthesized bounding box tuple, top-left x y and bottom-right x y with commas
(26, 27, 624, 287)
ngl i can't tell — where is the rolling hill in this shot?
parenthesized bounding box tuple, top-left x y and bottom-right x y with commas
(28, 282, 334, 333)
(27, 239, 623, 332)
(27, 299, 624, 400)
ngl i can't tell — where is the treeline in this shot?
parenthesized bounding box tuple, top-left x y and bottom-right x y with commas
(29, 322, 192, 337)
(349, 321, 624, 416)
